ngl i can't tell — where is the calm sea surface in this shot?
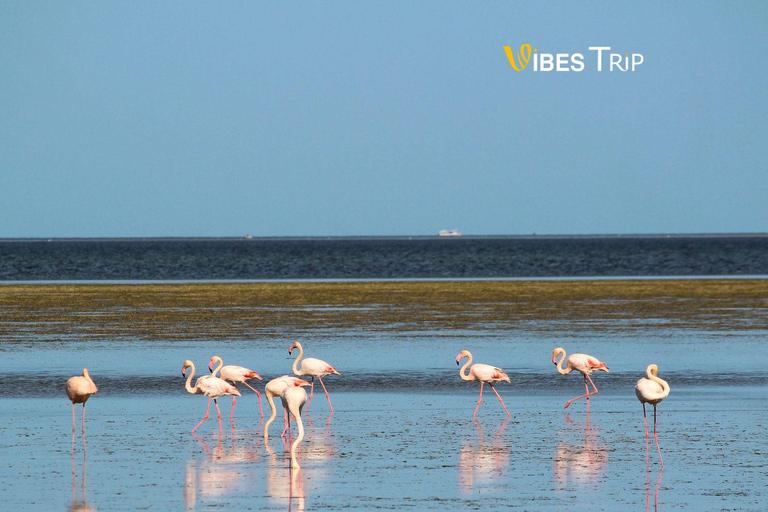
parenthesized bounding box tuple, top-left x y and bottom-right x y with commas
(1, 234, 768, 280)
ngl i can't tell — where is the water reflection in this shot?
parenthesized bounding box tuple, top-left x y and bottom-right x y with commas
(553, 413, 608, 488)
(645, 470, 663, 512)
(457, 418, 511, 495)
(69, 432, 96, 512)
(183, 433, 258, 511)
(265, 444, 307, 512)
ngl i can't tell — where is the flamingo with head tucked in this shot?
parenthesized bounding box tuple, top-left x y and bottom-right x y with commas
(552, 347, 609, 410)
(182, 360, 241, 434)
(281, 379, 311, 469)
(289, 341, 340, 413)
(456, 350, 512, 418)
(263, 375, 306, 441)
(636, 363, 670, 468)
(66, 369, 98, 434)
(208, 355, 264, 422)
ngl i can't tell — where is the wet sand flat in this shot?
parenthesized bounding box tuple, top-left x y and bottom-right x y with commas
(0, 279, 767, 510)
(1, 279, 767, 341)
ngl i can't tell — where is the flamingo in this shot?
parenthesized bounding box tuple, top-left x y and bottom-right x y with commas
(635, 363, 670, 468)
(289, 341, 340, 413)
(208, 355, 264, 422)
(66, 369, 98, 434)
(552, 347, 609, 409)
(281, 379, 311, 469)
(263, 375, 306, 441)
(181, 360, 241, 434)
(455, 350, 512, 418)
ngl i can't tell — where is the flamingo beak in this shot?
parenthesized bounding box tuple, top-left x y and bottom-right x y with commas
(208, 361, 213, 373)
(181, 368, 186, 377)
(551, 356, 557, 364)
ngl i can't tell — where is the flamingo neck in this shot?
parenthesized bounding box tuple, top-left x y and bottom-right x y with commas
(263, 390, 278, 440)
(82, 369, 98, 393)
(292, 344, 304, 376)
(459, 354, 474, 381)
(184, 363, 197, 394)
(555, 351, 571, 375)
(211, 357, 223, 378)
(647, 368, 670, 400)
(290, 403, 305, 469)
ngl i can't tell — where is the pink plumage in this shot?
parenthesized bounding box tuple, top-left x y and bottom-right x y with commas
(456, 350, 512, 418)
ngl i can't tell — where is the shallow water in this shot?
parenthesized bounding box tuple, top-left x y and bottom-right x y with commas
(2, 324, 767, 511)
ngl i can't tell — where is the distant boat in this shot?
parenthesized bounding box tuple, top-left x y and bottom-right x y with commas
(438, 229, 462, 237)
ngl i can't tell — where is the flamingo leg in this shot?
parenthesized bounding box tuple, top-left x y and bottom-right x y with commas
(191, 398, 212, 434)
(214, 399, 223, 435)
(71, 403, 77, 434)
(473, 382, 484, 418)
(564, 373, 599, 409)
(281, 409, 290, 438)
(489, 384, 511, 417)
(81, 403, 86, 433)
(653, 405, 664, 468)
(318, 377, 334, 414)
(643, 403, 650, 469)
(305, 377, 315, 412)
(243, 382, 264, 421)
(231, 395, 237, 421)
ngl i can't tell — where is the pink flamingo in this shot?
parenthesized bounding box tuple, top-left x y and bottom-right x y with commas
(289, 341, 340, 413)
(552, 347, 609, 409)
(208, 355, 264, 422)
(66, 369, 98, 433)
(456, 350, 512, 418)
(263, 375, 307, 441)
(182, 360, 241, 434)
(635, 363, 670, 468)
(281, 379, 311, 469)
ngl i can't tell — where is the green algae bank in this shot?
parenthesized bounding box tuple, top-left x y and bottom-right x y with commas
(1, 279, 767, 510)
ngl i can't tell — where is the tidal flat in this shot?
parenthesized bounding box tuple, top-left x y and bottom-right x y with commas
(0, 279, 766, 511)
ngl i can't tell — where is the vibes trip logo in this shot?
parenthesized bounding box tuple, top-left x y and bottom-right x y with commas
(503, 44, 644, 72)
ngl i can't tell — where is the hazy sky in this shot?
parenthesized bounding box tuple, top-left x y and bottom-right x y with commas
(1, 2, 766, 237)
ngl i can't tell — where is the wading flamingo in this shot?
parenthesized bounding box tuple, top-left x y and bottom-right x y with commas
(456, 350, 512, 418)
(66, 369, 98, 434)
(635, 363, 670, 468)
(289, 341, 340, 413)
(281, 379, 311, 469)
(208, 355, 264, 422)
(552, 348, 609, 410)
(264, 375, 307, 441)
(182, 360, 241, 434)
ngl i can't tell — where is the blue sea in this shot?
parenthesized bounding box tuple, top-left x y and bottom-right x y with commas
(1, 234, 767, 280)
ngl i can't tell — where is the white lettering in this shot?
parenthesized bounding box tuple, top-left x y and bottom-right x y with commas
(589, 46, 610, 72)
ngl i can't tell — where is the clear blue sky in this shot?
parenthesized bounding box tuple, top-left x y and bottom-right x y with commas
(1, 2, 766, 237)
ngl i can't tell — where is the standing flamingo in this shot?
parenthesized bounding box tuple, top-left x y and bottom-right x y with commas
(635, 363, 670, 468)
(552, 347, 609, 409)
(289, 341, 340, 413)
(264, 375, 307, 441)
(182, 360, 241, 434)
(208, 355, 264, 422)
(456, 350, 512, 418)
(66, 369, 98, 434)
(281, 379, 311, 469)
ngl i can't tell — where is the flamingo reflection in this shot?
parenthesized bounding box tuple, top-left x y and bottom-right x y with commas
(645, 469, 663, 512)
(553, 413, 608, 488)
(265, 443, 307, 512)
(70, 431, 96, 512)
(457, 418, 511, 495)
(183, 433, 258, 511)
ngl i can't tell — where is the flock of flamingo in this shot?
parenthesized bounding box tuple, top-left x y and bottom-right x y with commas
(66, 343, 671, 470)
